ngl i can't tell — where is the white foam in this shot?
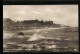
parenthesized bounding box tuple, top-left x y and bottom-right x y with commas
(28, 34, 45, 41)
(6, 42, 17, 45)
(28, 29, 45, 41)
(3, 44, 7, 48)
(3, 33, 14, 39)
(48, 45, 56, 48)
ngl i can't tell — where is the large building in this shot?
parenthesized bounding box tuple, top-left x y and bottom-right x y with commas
(3, 18, 61, 30)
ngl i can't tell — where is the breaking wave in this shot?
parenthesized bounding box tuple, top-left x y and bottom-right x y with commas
(28, 27, 62, 41)
(28, 29, 45, 41)
(3, 33, 14, 39)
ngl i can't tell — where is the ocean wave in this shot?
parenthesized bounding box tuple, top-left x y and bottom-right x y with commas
(3, 33, 14, 39)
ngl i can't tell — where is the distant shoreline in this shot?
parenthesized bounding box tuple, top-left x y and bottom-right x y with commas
(3, 26, 78, 31)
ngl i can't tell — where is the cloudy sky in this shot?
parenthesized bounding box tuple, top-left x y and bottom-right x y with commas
(3, 5, 78, 27)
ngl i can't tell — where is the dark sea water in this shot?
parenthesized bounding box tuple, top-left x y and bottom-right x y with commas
(3, 27, 79, 52)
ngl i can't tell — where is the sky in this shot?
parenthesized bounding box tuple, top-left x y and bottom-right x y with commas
(3, 5, 78, 27)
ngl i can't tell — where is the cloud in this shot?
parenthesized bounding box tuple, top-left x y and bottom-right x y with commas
(3, 5, 78, 27)
(45, 9, 54, 12)
(32, 11, 40, 14)
(18, 10, 26, 15)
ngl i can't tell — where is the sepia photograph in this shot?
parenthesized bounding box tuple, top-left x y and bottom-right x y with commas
(3, 5, 79, 52)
